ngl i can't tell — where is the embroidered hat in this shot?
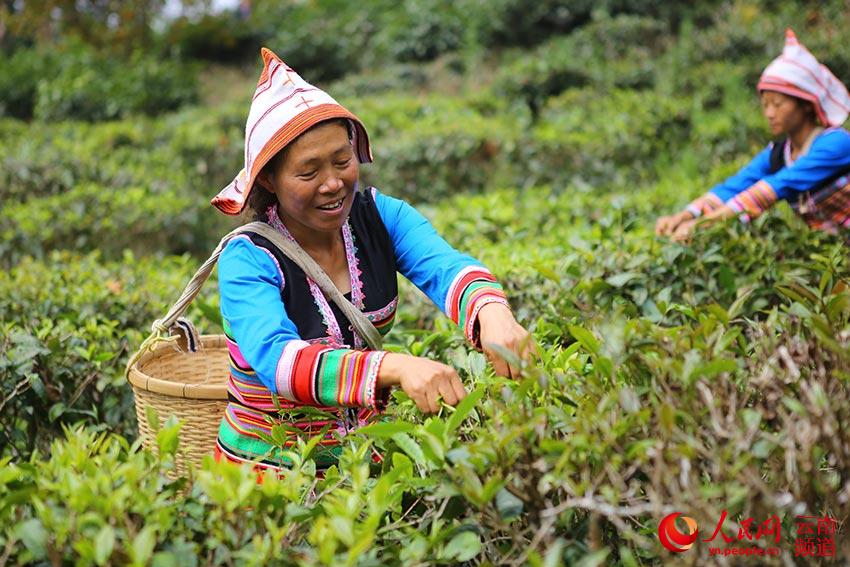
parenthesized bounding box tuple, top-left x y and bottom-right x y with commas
(211, 48, 373, 215)
(758, 29, 850, 127)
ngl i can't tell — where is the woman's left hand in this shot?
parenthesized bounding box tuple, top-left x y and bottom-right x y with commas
(476, 303, 536, 379)
(671, 218, 698, 242)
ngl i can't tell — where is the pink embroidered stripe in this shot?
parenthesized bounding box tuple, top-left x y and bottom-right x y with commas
(225, 336, 251, 370)
(275, 340, 311, 400)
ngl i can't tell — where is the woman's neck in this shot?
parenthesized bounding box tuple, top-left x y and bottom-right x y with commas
(275, 205, 342, 256)
(788, 121, 821, 157)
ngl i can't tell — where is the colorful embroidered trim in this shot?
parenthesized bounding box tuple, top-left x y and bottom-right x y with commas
(365, 296, 398, 336)
(223, 318, 386, 409)
(445, 266, 510, 345)
(728, 180, 778, 218)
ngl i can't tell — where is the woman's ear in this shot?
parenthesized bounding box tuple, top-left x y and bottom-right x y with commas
(798, 100, 818, 124)
(807, 102, 820, 125)
(255, 167, 275, 192)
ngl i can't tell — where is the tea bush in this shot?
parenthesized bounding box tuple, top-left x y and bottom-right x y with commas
(357, 94, 522, 203)
(0, 252, 214, 459)
(4, 175, 849, 561)
(3, 269, 848, 563)
(368, 0, 471, 63)
(493, 15, 668, 118)
(0, 107, 242, 204)
(0, 41, 199, 122)
(473, 0, 720, 52)
(249, 0, 379, 84)
(0, 6, 793, 265)
(0, 47, 53, 120)
(162, 13, 261, 62)
(0, 106, 244, 265)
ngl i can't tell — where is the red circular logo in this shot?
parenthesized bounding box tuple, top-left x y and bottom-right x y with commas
(658, 512, 699, 553)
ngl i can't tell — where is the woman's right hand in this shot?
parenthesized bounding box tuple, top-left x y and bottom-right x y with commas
(655, 210, 694, 236)
(378, 352, 467, 414)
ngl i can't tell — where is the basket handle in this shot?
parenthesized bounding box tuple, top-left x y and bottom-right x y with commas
(125, 221, 383, 377)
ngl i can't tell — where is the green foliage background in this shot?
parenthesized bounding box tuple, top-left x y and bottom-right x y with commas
(2, 0, 850, 564)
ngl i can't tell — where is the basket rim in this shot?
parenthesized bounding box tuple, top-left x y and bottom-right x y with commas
(127, 334, 228, 400)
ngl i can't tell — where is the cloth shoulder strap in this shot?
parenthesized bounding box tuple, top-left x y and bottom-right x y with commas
(239, 222, 383, 350)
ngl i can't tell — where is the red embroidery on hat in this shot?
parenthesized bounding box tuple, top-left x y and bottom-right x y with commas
(296, 95, 315, 109)
(281, 69, 296, 87)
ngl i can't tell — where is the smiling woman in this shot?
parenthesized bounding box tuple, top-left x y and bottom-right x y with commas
(208, 48, 535, 476)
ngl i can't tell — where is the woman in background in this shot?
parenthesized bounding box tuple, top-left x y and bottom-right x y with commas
(656, 30, 850, 241)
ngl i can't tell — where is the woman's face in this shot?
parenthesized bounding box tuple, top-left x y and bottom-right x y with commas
(261, 121, 359, 237)
(760, 91, 815, 136)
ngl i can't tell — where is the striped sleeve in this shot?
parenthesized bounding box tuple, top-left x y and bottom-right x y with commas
(444, 266, 510, 347)
(727, 180, 779, 219)
(372, 188, 510, 347)
(685, 192, 724, 217)
(219, 237, 385, 408)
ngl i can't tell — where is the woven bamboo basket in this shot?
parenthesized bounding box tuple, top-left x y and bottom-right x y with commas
(126, 334, 228, 475)
(124, 224, 245, 477)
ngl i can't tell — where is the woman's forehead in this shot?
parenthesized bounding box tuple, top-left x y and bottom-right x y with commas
(284, 122, 352, 165)
(760, 90, 795, 103)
